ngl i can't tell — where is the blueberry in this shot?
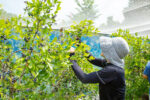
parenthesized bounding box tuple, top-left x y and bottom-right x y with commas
(26, 88, 30, 92)
(22, 47, 27, 50)
(30, 47, 33, 51)
(29, 29, 33, 32)
(35, 31, 38, 34)
(28, 12, 33, 16)
(42, 61, 45, 64)
(12, 77, 17, 83)
(24, 37, 28, 42)
(40, 93, 43, 95)
(40, 43, 44, 47)
(6, 70, 11, 75)
(5, 78, 9, 81)
(25, 58, 28, 62)
(6, 42, 9, 44)
(28, 56, 30, 59)
(46, 10, 50, 13)
(5, 21, 8, 24)
(6, 58, 9, 62)
(22, 53, 26, 58)
(25, 56, 30, 62)
(17, 90, 20, 93)
(22, 98, 25, 100)
(52, 15, 56, 19)
(0, 35, 4, 38)
(3, 75, 5, 79)
(37, 32, 41, 36)
(1, 35, 7, 40)
(48, 49, 50, 53)
(7, 86, 9, 89)
(6, 48, 10, 51)
(41, 38, 44, 41)
(4, 36, 7, 40)
(24, 37, 30, 42)
(24, 7, 28, 11)
(33, 78, 36, 82)
(24, 1, 28, 4)
(76, 37, 81, 43)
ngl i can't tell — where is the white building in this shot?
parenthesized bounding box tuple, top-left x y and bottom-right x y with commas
(100, 0, 150, 38)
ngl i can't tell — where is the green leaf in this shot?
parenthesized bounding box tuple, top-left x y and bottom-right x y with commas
(47, 62, 53, 71)
(47, 0, 52, 6)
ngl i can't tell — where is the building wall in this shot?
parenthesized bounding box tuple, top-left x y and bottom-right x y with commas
(100, 0, 150, 38)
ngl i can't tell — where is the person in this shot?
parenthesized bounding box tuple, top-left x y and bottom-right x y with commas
(143, 61, 150, 99)
(69, 36, 130, 100)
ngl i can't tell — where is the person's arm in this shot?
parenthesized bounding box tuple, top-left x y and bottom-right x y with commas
(143, 63, 150, 79)
(69, 47, 107, 68)
(143, 64, 150, 80)
(70, 60, 116, 84)
(86, 51, 107, 68)
(143, 74, 148, 79)
(74, 37, 107, 68)
(70, 60, 100, 83)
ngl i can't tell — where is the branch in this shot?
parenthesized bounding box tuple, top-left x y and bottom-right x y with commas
(32, 20, 41, 45)
(4, 50, 22, 62)
(51, 69, 69, 93)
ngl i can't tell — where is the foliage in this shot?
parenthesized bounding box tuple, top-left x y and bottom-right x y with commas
(0, 0, 100, 99)
(68, 0, 100, 24)
(0, 4, 16, 19)
(112, 29, 150, 99)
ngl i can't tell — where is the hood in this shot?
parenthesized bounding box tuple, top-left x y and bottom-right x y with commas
(99, 36, 130, 68)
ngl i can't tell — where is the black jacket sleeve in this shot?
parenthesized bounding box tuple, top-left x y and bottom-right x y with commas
(71, 60, 117, 84)
(86, 51, 107, 68)
(70, 60, 100, 83)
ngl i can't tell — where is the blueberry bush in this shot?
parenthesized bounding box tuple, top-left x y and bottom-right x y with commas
(0, 0, 100, 99)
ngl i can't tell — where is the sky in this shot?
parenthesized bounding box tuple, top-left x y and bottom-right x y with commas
(0, 0, 129, 27)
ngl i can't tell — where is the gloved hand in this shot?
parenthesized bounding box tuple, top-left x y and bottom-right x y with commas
(68, 47, 75, 53)
(76, 37, 81, 47)
(68, 47, 75, 61)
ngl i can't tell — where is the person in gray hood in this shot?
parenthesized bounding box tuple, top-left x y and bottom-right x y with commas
(69, 36, 130, 100)
(99, 36, 129, 68)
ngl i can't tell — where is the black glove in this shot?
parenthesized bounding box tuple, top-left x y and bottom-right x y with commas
(76, 37, 81, 47)
(69, 52, 75, 62)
